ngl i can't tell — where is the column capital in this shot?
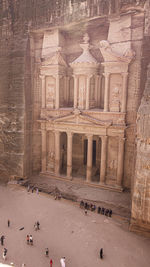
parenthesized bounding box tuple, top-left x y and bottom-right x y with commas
(100, 135, 108, 141)
(86, 133, 93, 139)
(39, 75, 45, 80)
(121, 72, 128, 78)
(103, 72, 111, 77)
(67, 131, 73, 138)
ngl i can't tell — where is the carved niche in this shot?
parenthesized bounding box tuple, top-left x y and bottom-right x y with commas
(46, 76, 56, 109)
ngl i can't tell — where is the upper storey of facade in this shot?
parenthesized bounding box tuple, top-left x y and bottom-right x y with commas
(38, 21, 135, 128)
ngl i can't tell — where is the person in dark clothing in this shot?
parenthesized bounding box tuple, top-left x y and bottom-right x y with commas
(8, 220, 10, 227)
(80, 201, 84, 208)
(97, 207, 101, 214)
(105, 209, 109, 216)
(109, 209, 112, 217)
(1, 235, 5, 246)
(45, 248, 49, 256)
(100, 248, 103, 259)
(37, 221, 40, 230)
(101, 207, 105, 215)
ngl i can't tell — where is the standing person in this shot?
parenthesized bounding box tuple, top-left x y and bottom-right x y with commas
(50, 259, 53, 267)
(45, 248, 49, 256)
(60, 257, 65, 267)
(1, 235, 5, 246)
(100, 248, 103, 259)
(8, 219, 10, 227)
(22, 264, 26, 267)
(36, 188, 39, 194)
(29, 235, 33, 245)
(37, 221, 40, 230)
(26, 235, 29, 244)
(3, 248, 7, 260)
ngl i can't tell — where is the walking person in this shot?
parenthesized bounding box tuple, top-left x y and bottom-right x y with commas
(3, 248, 7, 260)
(100, 248, 103, 259)
(37, 221, 40, 230)
(60, 257, 65, 267)
(26, 235, 29, 244)
(1, 235, 5, 246)
(45, 248, 49, 257)
(50, 259, 53, 267)
(29, 235, 33, 245)
(8, 219, 10, 227)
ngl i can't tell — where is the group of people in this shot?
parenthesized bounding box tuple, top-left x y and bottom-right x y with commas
(80, 200, 112, 217)
(26, 234, 33, 245)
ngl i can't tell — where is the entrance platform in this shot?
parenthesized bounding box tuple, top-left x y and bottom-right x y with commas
(28, 174, 131, 219)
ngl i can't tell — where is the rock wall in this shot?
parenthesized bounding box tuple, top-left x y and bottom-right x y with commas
(130, 63, 150, 235)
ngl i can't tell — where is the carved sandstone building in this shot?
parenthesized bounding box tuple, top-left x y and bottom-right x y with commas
(0, 0, 150, 233)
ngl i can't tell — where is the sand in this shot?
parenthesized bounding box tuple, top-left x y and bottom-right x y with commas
(0, 185, 150, 267)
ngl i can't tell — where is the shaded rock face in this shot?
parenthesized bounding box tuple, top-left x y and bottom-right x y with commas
(131, 63, 150, 233)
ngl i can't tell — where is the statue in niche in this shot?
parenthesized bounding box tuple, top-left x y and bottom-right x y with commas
(111, 87, 120, 112)
(47, 150, 55, 171)
(79, 86, 85, 109)
(110, 160, 117, 170)
(46, 81, 55, 109)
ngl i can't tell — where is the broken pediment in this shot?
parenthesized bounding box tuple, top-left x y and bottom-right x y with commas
(48, 110, 112, 127)
(99, 40, 135, 64)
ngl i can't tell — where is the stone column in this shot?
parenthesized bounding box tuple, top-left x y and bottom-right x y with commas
(65, 76, 70, 104)
(41, 127, 47, 172)
(104, 73, 110, 112)
(117, 138, 125, 187)
(86, 134, 93, 182)
(55, 75, 60, 109)
(40, 75, 46, 108)
(121, 72, 128, 112)
(100, 136, 108, 184)
(86, 76, 91, 110)
(74, 76, 78, 108)
(95, 75, 99, 107)
(55, 130, 60, 176)
(67, 132, 73, 178)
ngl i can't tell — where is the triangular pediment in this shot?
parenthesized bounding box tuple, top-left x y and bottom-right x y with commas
(49, 111, 112, 127)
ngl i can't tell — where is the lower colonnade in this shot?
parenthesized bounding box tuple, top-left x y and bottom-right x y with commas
(41, 128, 125, 190)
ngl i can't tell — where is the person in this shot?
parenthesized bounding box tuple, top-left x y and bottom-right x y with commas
(22, 263, 26, 267)
(97, 206, 101, 214)
(109, 209, 112, 217)
(50, 258, 53, 267)
(84, 209, 87, 215)
(8, 219, 10, 227)
(27, 185, 30, 192)
(100, 248, 103, 259)
(1, 235, 5, 246)
(80, 200, 84, 209)
(31, 187, 34, 193)
(34, 222, 38, 231)
(45, 248, 49, 256)
(36, 188, 39, 194)
(26, 235, 29, 244)
(37, 221, 40, 230)
(29, 235, 33, 245)
(3, 248, 7, 260)
(60, 257, 65, 267)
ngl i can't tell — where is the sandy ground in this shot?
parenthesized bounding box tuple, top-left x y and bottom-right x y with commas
(0, 185, 150, 267)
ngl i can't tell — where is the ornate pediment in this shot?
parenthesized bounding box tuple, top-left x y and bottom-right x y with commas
(48, 109, 112, 127)
(99, 40, 135, 64)
(42, 48, 67, 67)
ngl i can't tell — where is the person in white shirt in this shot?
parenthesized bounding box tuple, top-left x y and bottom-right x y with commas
(60, 257, 65, 267)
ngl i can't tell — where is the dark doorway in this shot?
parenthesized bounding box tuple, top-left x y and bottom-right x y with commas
(84, 139, 88, 165)
(92, 140, 96, 166)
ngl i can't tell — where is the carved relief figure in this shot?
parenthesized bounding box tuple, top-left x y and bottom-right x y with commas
(46, 77, 55, 109)
(110, 86, 120, 112)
